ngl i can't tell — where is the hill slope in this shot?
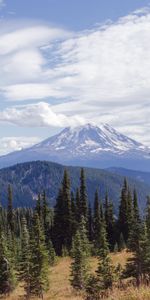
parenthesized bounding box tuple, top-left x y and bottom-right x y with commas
(0, 124, 150, 171)
(0, 160, 149, 211)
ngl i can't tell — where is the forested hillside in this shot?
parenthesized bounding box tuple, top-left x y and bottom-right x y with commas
(0, 161, 150, 211)
(0, 168, 150, 299)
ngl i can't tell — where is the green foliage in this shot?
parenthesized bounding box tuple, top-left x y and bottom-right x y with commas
(70, 217, 90, 290)
(29, 213, 49, 298)
(18, 217, 30, 298)
(80, 168, 88, 221)
(0, 225, 16, 295)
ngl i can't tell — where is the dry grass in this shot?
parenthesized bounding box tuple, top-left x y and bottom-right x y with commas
(3, 250, 150, 300)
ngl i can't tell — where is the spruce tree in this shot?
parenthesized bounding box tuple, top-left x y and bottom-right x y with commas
(96, 220, 114, 291)
(118, 179, 129, 242)
(7, 185, 14, 233)
(93, 190, 101, 251)
(42, 190, 50, 242)
(124, 223, 147, 286)
(70, 217, 90, 290)
(104, 193, 115, 250)
(53, 188, 64, 255)
(80, 168, 88, 221)
(29, 213, 49, 298)
(71, 191, 77, 237)
(88, 202, 93, 242)
(61, 169, 72, 251)
(75, 188, 81, 222)
(35, 193, 42, 220)
(0, 225, 16, 295)
(19, 217, 30, 299)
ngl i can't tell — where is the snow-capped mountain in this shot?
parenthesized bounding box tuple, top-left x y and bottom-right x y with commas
(0, 123, 150, 171)
(34, 123, 147, 154)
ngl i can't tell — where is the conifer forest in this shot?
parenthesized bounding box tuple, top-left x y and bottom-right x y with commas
(0, 168, 150, 299)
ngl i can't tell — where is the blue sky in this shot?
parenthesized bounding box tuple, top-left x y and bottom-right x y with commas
(0, 0, 150, 154)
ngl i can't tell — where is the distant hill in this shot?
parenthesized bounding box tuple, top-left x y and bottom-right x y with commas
(0, 123, 150, 171)
(107, 167, 150, 187)
(0, 161, 149, 212)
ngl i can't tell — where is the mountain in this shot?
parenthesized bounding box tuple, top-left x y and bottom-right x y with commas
(0, 160, 149, 212)
(0, 123, 150, 171)
(107, 167, 150, 187)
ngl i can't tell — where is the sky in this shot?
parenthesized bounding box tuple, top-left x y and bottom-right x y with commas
(0, 0, 150, 155)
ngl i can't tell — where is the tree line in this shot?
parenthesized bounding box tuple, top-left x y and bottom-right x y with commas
(0, 168, 150, 299)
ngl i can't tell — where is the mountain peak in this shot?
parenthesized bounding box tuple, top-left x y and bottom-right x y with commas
(0, 122, 149, 171)
(35, 122, 145, 155)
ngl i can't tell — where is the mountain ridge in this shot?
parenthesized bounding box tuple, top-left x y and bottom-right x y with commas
(0, 160, 149, 211)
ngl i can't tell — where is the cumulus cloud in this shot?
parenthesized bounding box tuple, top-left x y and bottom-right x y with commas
(0, 136, 40, 155)
(0, 9, 150, 146)
(0, 102, 85, 127)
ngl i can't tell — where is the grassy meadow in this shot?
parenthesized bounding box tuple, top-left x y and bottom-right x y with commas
(3, 250, 150, 300)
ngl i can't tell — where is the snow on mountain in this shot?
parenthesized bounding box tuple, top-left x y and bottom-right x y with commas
(33, 123, 148, 155)
(0, 123, 149, 171)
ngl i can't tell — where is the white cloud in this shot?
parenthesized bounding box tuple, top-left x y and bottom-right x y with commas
(0, 136, 40, 155)
(0, 9, 150, 145)
(0, 102, 85, 127)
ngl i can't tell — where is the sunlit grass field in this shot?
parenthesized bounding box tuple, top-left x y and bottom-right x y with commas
(3, 250, 150, 300)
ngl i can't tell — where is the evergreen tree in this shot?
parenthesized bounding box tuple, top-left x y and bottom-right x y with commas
(35, 193, 42, 220)
(75, 188, 81, 222)
(42, 190, 49, 242)
(53, 188, 64, 255)
(29, 213, 49, 298)
(133, 189, 140, 222)
(96, 220, 114, 291)
(88, 202, 93, 242)
(118, 179, 129, 242)
(71, 191, 77, 237)
(124, 223, 147, 286)
(70, 217, 90, 290)
(18, 217, 30, 299)
(80, 168, 88, 221)
(104, 193, 115, 250)
(0, 225, 16, 295)
(47, 239, 56, 266)
(7, 185, 14, 233)
(93, 190, 101, 250)
(127, 191, 140, 252)
(61, 169, 72, 251)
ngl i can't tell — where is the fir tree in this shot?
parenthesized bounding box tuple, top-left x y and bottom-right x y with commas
(80, 168, 88, 221)
(133, 189, 140, 222)
(7, 185, 14, 233)
(35, 193, 42, 220)
(104, 193, 115, 250)
(61, 169, 72, 251)
(93, 190, 101, 250)
(29, 213, 49, 298)
(124, 223, 147, 286)
(118, 179, 129, 242)
(0, 225, 16, 295)
(96, 220, 114, 291)
(42, 190, 50, 242)
(70, 217, 90, 290)
(71, 191, 77, 237)
(88, 202, 93, 242)
(53, 188, 64, 255)
(18, 217, 30, 299)
(75, 188, 81, 222)
(47, 239, 56, 266)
